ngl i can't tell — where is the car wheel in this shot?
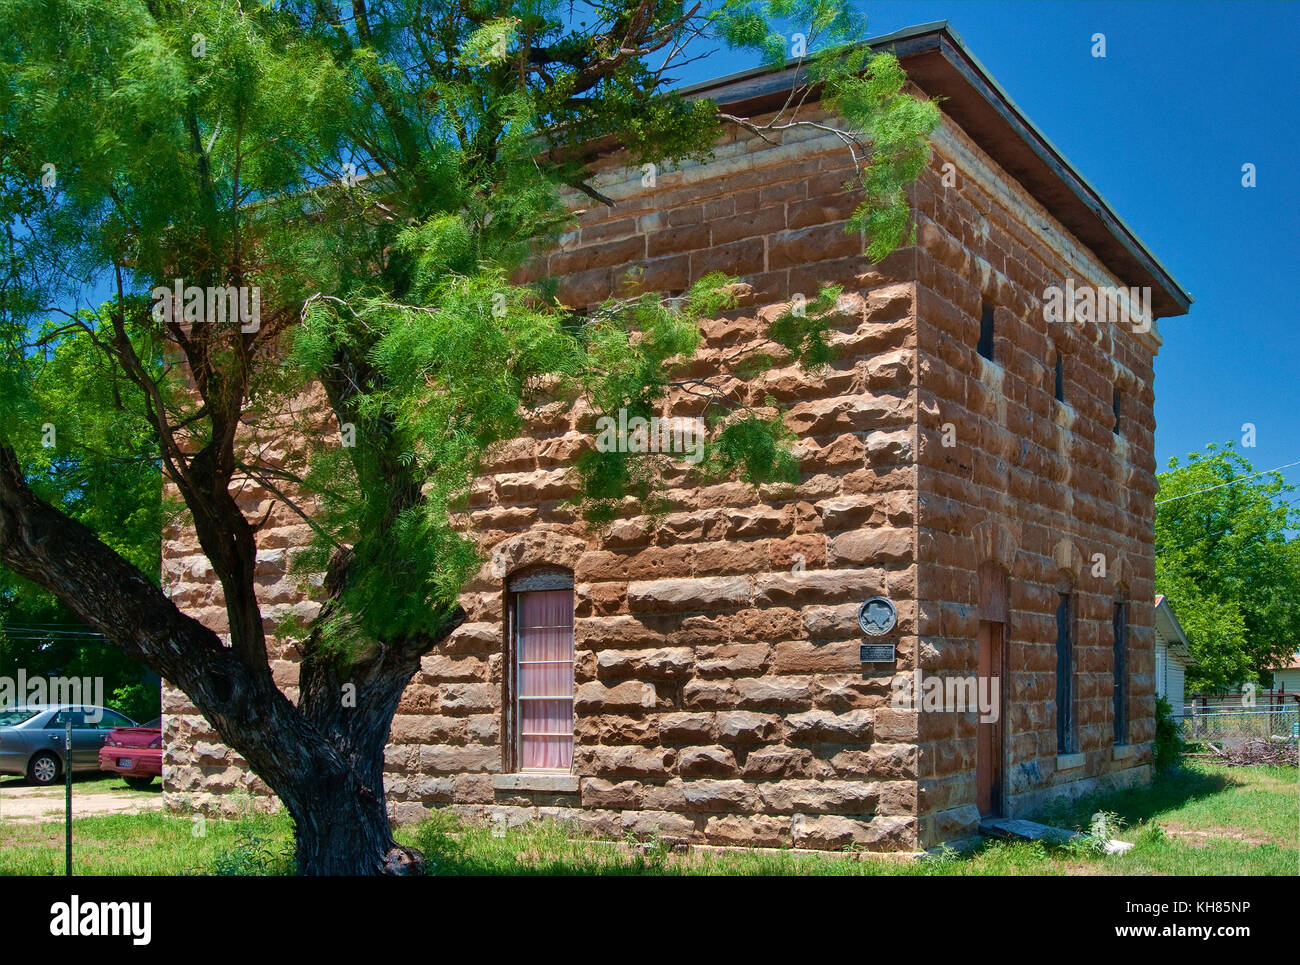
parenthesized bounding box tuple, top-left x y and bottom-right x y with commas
(28, 752, 60, 786)
(123, 776, 154, 790)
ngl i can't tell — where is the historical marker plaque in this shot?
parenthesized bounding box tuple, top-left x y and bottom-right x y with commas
(857, 596, 897, 636)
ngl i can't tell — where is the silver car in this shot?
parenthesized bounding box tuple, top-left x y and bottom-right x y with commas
(0, 705, 137, 785)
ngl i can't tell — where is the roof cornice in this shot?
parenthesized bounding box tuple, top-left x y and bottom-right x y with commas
(675, 21, 1192, 319)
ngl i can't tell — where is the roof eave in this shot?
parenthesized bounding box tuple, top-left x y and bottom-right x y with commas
(678, 22, 1192, 319)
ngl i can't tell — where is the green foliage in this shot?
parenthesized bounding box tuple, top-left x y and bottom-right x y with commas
(769, 284, 843, 368)
(3, 4, 939, 663)
(408, 808, 468, 875)
(284, 272, 587, 650)
(110, 681, 160, 724)
(0, 0, 352, 305)
(1084, 810, 1126, 855)
(0, 2, 942, 852)
(820, 50, 941, 259)
(1, 314, 161, 574)
(1155, 444, 1300, 690)
(0, 314, 161, 712)
(1153, 695, 1183, 771)
(709, 4, 940, 259)
(209, 825, 297, 876)
(702, 413, 801, 486)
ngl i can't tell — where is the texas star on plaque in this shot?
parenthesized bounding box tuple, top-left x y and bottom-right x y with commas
(857, 596, 897, 636)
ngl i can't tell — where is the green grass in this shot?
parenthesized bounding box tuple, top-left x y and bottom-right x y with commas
(0, 772, 160, 795)
(0, 811, 293, 875)
(0, 761, 1293, 875)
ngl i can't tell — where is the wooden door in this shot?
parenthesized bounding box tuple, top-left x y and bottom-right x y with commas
(976, 620, 1004, 816)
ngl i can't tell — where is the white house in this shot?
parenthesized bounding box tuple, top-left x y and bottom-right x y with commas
(1268, 654, 1300, 693)
(1154, 595, 1194, 720)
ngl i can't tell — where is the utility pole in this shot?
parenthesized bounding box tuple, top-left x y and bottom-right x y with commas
(64, 718, 72, 876)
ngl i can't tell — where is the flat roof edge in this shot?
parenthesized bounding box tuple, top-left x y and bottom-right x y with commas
(676, 22, 1192, 317)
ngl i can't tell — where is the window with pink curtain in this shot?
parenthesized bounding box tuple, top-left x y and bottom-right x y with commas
(515, 589, 574, 770)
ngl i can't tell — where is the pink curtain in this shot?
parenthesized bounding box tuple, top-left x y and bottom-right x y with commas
(517, 590, 574, 770)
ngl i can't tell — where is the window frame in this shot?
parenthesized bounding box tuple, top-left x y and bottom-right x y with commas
(1055, 590, 1076, 754)
(1112, 600, 1128, 744)
(504, 566, 575, 774)
(54, 709, 87, 729)
(977, 302, 995, 362)
(97, 709, 132, 730)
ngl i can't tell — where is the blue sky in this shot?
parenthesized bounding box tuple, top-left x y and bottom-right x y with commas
(680, 0, 1300, 492)
(53, 2, 1300, 493)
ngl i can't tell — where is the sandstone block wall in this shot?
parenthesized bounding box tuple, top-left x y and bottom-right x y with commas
(910, 117, 1159, 842)
(160, 91, 1162, 851)
(381, 104, 926, 851)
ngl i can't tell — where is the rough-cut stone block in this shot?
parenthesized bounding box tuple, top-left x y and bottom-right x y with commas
(785, 709, 873, 742)
(626, 577, 751, 613)
(715, 711, 781, 743)
(703, 814, 791, 847)
(581, 779, 644, 809)
(574, 680, 658, 712)
(678, 745, 738, 777)
(595, 647, 694, 678)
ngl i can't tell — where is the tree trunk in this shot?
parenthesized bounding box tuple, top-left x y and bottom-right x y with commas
(287, 776, 407, 875)
(239, 711, 418, 876)
(0, 445, 442, 875)
(272, 671, 425, 876)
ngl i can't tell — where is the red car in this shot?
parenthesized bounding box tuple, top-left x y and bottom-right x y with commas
(97, 717, 162, 788)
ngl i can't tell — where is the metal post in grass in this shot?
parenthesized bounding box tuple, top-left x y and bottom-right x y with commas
(64, 719, 72, 876)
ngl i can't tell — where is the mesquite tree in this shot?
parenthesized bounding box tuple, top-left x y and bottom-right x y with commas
(0, 0, 937, 874)
(1155, 444, 1300, 691)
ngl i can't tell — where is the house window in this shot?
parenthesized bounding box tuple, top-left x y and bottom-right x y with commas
(1112, 388, 1122, 435)
(1054, 353, 1065, 403)
(1113, 602, 1128, 744)
(1055, 591, 1075, 753)
(508, 570, 574, 771)
(977, 302, 995, 361)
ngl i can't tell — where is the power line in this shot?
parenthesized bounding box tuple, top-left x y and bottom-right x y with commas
(0, 636, 111, 642)
(0, 624, 102, 632)
(1155, 458, 1300, 506)
(1156, 495, 1300, 555)
(1, 625, 106, 636)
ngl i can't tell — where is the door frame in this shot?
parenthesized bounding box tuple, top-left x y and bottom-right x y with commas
(976, 560, 1010, 818)
(976, 618, 1008, 817)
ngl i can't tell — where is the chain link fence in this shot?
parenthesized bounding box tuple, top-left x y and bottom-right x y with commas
(1183, 696, 1300, 747)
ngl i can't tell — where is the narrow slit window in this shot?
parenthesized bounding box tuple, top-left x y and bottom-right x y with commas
(1112, 388, 1122, 434)
(1055, 591, 1074, 754)
(1054, 353, 1065, 403)
(1113, 602, 1128, 744)
(977, 302, 995, 361)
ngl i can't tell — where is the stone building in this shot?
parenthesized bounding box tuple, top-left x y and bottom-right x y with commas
(161, 22, 1191, 851)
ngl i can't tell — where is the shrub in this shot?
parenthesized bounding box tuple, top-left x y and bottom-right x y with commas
(410, 810, 466, 874)
(1154, 695, 1183, 770)
(210, 826, 296, 876)
(1084, 810, 1126, 855)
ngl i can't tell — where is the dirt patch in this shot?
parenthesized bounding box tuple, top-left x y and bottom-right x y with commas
(1057, 862, 1128, 876)
(0, 785, 163, 823)
(1162, 824, 1274, 848)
